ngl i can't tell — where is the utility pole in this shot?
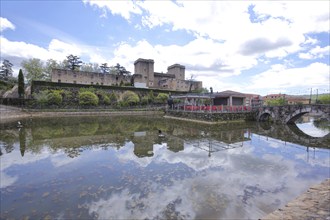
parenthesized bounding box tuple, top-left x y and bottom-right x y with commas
(309, 88, 312, 104)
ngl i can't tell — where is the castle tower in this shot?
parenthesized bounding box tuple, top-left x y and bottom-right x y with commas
(134, 58, 154, 88)
(167, 64, 185, 80)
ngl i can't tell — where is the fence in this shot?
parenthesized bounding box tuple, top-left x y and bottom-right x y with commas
(169, 105, 253, 113)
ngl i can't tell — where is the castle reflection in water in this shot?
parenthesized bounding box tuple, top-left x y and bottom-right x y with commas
(1, 115, 328, 160)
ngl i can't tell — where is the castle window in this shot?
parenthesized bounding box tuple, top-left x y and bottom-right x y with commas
(58, 74, 61, 77)
(58, 79, 61, 83)
(91, 82, 94, 85)
(73, 74, 77, 78)
(73, 81, 76, 84)
(101, 82, 103, 85)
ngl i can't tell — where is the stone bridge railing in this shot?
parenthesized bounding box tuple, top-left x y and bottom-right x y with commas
(256, 104, 330, 124)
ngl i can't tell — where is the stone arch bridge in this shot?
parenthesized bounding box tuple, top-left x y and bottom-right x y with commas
(256, 104, 330, 124)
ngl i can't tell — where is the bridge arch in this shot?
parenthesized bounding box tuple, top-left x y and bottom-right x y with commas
(257, 109, 276, 122)
(257, 105, 329, 124)
(285, 106, 326, 124)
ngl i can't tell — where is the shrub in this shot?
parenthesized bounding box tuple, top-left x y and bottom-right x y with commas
(109, 92, 117, 103)
(155, 93, 169, 104)
(141, 95, 149, 105)
(48, 90, 62, 105)
(79, 91, 99, 106)
(121, 91, 139, 105)
(79, 87, 96, 93)
(103, 95, 111, 105)
(148, 90, 155, 103)
(33, 90, 50, 106)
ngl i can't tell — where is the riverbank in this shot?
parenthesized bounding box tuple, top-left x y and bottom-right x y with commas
(261, 178, 330, 220)
(163, 115, 246, 125)
(0, 105, 164, 123)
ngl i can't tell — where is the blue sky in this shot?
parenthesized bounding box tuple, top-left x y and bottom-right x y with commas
(1, 0, 329, 96)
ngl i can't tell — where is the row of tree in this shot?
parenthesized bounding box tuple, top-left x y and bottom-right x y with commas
(0, 55, 130, 84)
(32, 88, 170, 107)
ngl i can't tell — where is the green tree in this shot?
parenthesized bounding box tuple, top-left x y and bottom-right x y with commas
(100, 63, 110, 74)
(18, 69, 25, 98)
(44, 59, 60, 81)
(79, 91, 99, 106)
(80, 63, 100, 72)
(66, 55, 82, 71)
(21, 58, 45, 84)
(0, 59, 13, 80)
(317, 94, 330, 104)
(113, 63, 131, 76)
(266, 98, 287, 106)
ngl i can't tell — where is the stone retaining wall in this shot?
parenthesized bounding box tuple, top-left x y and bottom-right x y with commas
(166, 110, 256, 122)
(261, 178, 330, 220)
(0, 105, 163, 123)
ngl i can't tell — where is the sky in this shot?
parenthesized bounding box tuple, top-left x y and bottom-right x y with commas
(0, 0, 329, 96)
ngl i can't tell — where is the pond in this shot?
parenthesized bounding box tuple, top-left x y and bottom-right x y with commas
(0, 116, 329, 219)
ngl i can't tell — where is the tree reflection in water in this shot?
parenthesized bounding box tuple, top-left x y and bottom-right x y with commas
(0, 116, 329, 159)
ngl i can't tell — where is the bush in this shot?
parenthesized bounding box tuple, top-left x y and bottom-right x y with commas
(121, 91, 139, 105)
(33, 90, 49, 106)
(103, 95, 110, 105)
(141, 95, 149, 105)
(48, 90, 62, 105)
(109, 92, 117, 103)
(155, 93, 169, 104)
(79, 91, 99, 106)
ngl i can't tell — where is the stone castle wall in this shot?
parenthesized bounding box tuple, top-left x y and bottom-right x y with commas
(51, 58, 203, 92)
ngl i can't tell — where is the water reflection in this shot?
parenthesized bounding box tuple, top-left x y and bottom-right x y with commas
(0, 116, 329, 219)
(295, 115, 330, 138)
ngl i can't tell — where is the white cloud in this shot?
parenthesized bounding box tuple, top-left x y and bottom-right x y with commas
(111, 38, 257, 78)
(0, 36, 112, 67)
(299, 46, 330, 60)
(83, 0, 142, 20)
(248, 62, 330, 90)
(0, 36, 51, 60)
(0, 17, 15, 32)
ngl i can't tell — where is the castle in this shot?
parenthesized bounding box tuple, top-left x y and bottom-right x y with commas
(51, 58, 203, 92)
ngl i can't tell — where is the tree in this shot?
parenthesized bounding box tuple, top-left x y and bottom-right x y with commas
(18, 69, 25, 98)
(21, 58, 45, 84)
(100, 63, 110, 74)
(0, 59, 13, 80)
(317, 94, 330, 104)
(66, 55, 82, 71)
(266, 98, 287, 106)
(80, 63, 99, 72)
(44, 59, 60, 81)
(114, 63, 131, 76)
